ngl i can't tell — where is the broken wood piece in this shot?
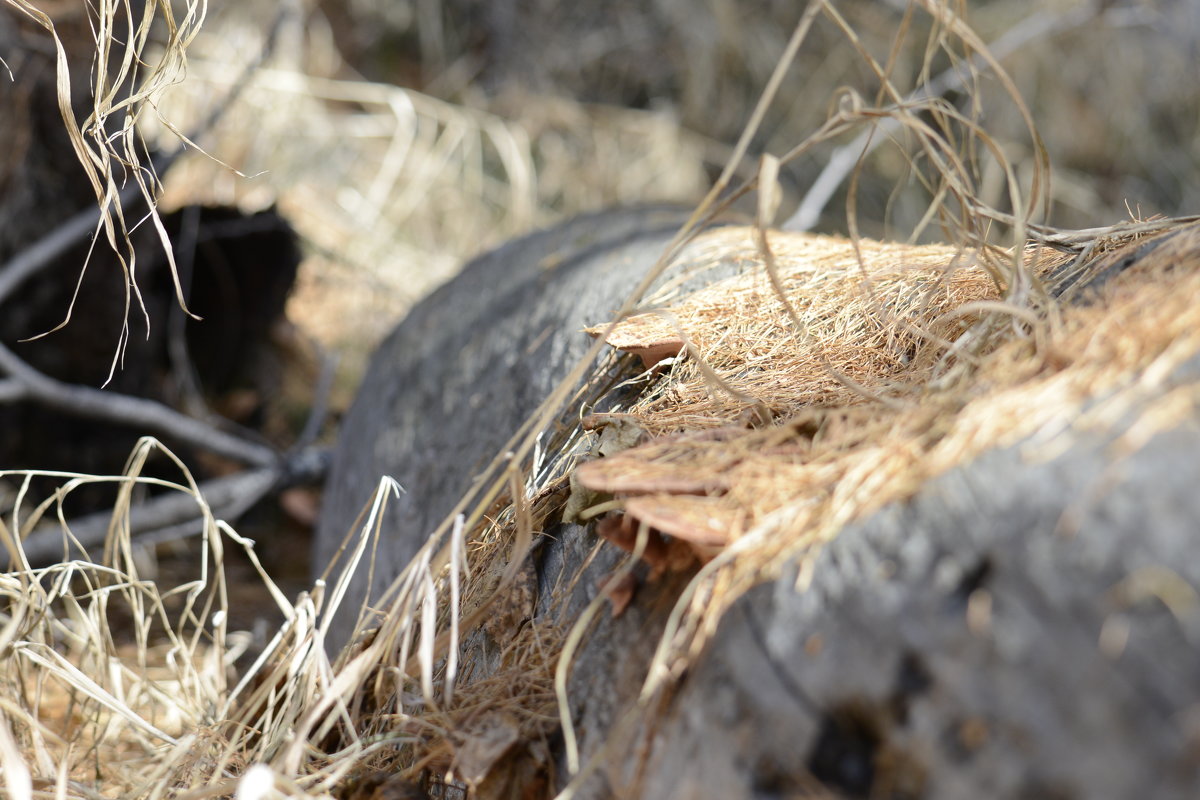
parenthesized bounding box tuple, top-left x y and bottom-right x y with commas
(623, 494, 737, 549)
(574, 457, 730, 495)
(586, 312, 687, 368)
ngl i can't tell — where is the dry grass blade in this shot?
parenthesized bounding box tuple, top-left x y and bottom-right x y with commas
(4, 0, 209, 374)
(787, 0, 1120, 233)
(0, 714, 32, 800)
(0, 440, 487, 797)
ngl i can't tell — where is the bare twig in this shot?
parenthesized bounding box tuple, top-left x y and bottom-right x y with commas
(295, 349, 339, 451)
(16, 443, 327, 566)
(0, 340, 277, 467)
(0, 379, 23, 402)
(19, 467, 276, 564)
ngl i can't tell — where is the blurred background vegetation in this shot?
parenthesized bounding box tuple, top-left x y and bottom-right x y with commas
(135, 0, 1199, 379)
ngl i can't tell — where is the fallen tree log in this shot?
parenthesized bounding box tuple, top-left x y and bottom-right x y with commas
(315, 210, 1200, 798)
(315, 206, 707, 640)
(639, 425, 1200, 799)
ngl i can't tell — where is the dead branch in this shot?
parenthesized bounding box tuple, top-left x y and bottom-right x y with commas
(16, 443, 328, 566)
(0, 340, 277, 467)
(19, 466, 276, 565)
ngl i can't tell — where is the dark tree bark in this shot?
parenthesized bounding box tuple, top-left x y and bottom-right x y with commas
(315, 206, 698, 640)
(637, 425, 1200, 799)
(0, 7, 97, 259)
(316, 211, 1200, 798)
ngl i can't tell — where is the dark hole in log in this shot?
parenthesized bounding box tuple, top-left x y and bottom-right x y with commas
(951, 555, 993, 607)
(0, 205, 300, 513)
(889, 651, 933, 726)
(806, 702, 882, 798)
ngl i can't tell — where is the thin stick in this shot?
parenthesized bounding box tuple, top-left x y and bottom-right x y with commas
(0, 340, 276, 467)
(17, 466, 279, 565)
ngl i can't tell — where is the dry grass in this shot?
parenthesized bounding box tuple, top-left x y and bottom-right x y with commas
(5, 0, 1200, 799)
(576, 221, 1200, 694)
(0, 451, 476, 799)
(3, 0, 208, 379)
(596, 229, 1017, 432)
(4, 219, 1198, 799)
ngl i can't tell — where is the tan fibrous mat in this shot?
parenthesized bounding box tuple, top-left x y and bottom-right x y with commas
(574, 222, 1200, 576)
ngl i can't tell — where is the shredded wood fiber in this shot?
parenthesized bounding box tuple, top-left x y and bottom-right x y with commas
(397, 221, 1200, 790)
(575, 222, 1200, 594)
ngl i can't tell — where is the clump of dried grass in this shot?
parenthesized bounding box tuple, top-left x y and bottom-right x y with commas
(7, 1, 1200, 799)
(0, 444, 502, 799)
(0, 440, 264, 799)
(575, 221, 1200, 689)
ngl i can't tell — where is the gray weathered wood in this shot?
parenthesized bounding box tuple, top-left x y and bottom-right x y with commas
(317, 211, 1200, 797)
(315, 207, 701, 640)
(640, 420, 1200, 798)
